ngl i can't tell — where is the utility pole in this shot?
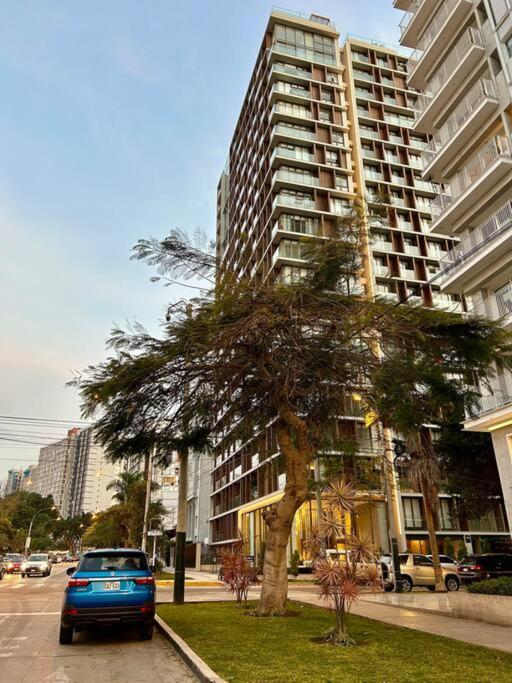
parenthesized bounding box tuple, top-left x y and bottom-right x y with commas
(141, 446, 154, 554)
(173, 449, 189, 604)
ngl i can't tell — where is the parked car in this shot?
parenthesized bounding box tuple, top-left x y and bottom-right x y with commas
(59, 548, 156, 644)
(380, 553, 460, 592)
(21, 553, 52, 577)
(427, 554, 458, 569)
(458, 553, 512, 584)
(4, 553, 24, 574)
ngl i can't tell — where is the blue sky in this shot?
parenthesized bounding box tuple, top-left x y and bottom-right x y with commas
(0, 0, 402, 477)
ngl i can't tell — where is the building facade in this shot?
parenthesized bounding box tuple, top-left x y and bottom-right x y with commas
(397, 0, 512, 532)
(213, 7, 509, 561)
(19, 464, 38, 492)
(65, 427, 117, 517)
(4, 468, 23, 496)
(35, 428, 79, 514)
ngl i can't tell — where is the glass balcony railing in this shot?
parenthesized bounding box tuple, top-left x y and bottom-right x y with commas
(272, 42, 336, 66)
(272, 146, 315, 163)
(272, 103, 313, 120)
(271, 63, 312, 80)
(273, 169, 319, 187)
(272, 124, 316, 142)
(431, 135, 512, 220)
(273, 194, 316, 211)
(469, 284, 512, 322)
(422, 79, 496, 167)
(411, 0, 465, 62)
(399, 0, 423, 36)
(272, 218, 318, 237)
(272, 82, 310, 99)
(470, 371, 512, 418)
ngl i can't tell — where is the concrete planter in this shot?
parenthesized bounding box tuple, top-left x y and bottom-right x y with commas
(448, 592, 512, 627)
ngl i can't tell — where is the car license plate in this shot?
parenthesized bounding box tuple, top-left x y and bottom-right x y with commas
(104, 581, 120, 590)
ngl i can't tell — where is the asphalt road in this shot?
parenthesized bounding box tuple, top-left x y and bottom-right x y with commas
(0, 564, 194, 683)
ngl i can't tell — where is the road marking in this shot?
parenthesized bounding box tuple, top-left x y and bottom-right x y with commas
(0, 612, 60, 617)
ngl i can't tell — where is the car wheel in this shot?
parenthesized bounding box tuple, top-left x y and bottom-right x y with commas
(140, 622, 154, 641)
(401, 576, 413, 592)
(445, 575, 460, 592)
(21, 573, 25, 578)
(59, 624, 73, 645)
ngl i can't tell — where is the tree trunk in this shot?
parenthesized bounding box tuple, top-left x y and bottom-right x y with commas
(257, 415, 312, 615)
(422, 485, 446, 592)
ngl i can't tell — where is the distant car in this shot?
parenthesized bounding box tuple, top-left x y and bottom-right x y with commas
(21, 553, 52, 578)
(380, 553, 460, 592)
(458, 553, 512, 584)
(59, 548, 156, 645)
(427, 554, 458, 569)
(4, 553, 24, 574)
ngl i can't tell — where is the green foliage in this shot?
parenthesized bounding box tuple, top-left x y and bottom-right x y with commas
(435, 424, 501, 517)
(0, 491, 58, 552)
(289, 550, 301, 577)
(52, 513, 93, 552)
(443, 538, 455, 559)
(480, 538, 491, 554)
(457, 544, 468, 561)
(467, 577, 512, 596)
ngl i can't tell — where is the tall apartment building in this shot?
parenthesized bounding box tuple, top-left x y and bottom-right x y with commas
(4, 468, 23, 496)
(36, 428, 80, 514)
(213, 8, 509, 560)
(397, 0, 512, 530)
(65, 427, 117, 517)
(19, 464, 38, 492)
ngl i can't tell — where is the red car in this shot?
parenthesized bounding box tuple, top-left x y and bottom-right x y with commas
(4, 553, 24, 573)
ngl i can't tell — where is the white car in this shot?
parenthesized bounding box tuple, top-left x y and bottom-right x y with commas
(427, 554, 458, 569)
(21, 553, 52, 578)
(380, 553, 460, 592)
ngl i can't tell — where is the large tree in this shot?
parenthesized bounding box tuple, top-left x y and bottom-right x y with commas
(73, 209, 511, 613)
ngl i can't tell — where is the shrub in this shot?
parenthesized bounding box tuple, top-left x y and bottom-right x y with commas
(289, 550, 301, 577)
(467, 577, 512, 596)
(219, 534, 258, 607)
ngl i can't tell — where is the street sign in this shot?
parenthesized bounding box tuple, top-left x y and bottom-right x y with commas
(148, 529, 163, 537)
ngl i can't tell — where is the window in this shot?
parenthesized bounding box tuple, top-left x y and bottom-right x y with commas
(489, 0, 510, 25)
(319, 108, 331, 122)
(335, 174, 349, 190)
(280, 214, 319, 235)
(413, 554, 433, 567)
(439, 498, 454, 530)
(325, 149, 338, 166)
(79, 552, 148, 572)
(506, 33, 512, 58)
(403, 497, 424, 528)
(330, 197, 350, 214)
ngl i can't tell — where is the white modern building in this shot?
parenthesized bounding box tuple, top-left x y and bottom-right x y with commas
(397, 0, 512, 528)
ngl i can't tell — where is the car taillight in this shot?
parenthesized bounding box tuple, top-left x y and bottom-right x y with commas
(134, 577, 155, 586)
(68, 578, 90, 587)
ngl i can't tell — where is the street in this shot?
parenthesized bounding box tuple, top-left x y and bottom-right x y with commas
(0, 564, 194, 683)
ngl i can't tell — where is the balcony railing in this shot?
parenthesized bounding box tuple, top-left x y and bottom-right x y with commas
(272, 102, 313, 119)
(273, 194, 316, 211)
(271, 82, 310, 99)
(470, 371, 512, 418)
(411, 0, 464, 61)
(273, 218, 318, 237)
(438, 200, 512, 283)
(272, 124, 316, 142)
(399, 0, 423, 36)
(272, 146, 315, 163)
(274, 169, 319, 187)
(409, 25, 481, 92)
(469, 283, 512, 322)
(422, 79, 496, 167)
(431, 135, 512, 220)
(272, 42, 336, 66)
(271, 63, 311, 80)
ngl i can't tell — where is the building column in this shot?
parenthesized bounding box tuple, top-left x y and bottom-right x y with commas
(490, 429, 512, 533)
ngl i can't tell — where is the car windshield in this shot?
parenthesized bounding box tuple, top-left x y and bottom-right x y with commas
(78, 552, 148, 572)
(6, 554, 22, 561)
(399, 554, 409, 565)
(28, 555, 47, 561)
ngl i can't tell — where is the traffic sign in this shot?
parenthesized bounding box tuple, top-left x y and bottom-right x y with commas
(148, 529, 163, 537)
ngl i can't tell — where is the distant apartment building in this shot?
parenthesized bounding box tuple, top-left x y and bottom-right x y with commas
(65, 427, 117, 517)
(4, 468, 23, 495)
(397, 0, 512, 531)
(36, 426, 116, 517)
(19, 464, 38, 492)
(213, 7, 509, 560)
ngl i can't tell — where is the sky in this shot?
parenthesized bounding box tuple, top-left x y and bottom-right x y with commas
(0, 0, 403, 478)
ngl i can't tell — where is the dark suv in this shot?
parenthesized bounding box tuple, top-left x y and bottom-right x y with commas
(458, 553, 512, 584)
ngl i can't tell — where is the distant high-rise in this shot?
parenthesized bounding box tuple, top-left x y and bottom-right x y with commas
(19, 464, 38, 492)
(397, 0, 512, 528)
(4, 468, 23, 496)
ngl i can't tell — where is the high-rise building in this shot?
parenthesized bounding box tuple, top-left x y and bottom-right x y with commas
(35, 428, 80, 514)
(397, 0, 512, 529)
(65, 427, 117, 517)
(4, 468, 23, 496)
(19, 464, 38, 492)
(213, 8, 509, 559)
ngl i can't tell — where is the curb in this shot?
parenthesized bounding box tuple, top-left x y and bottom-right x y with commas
(358, 596, 454, 618)
(154, 614, 227, 683)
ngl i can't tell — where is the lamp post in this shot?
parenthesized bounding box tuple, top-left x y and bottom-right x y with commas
(25, 506, 57, 553)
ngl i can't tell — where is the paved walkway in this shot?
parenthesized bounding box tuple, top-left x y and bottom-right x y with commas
(360, 591, 453, 615)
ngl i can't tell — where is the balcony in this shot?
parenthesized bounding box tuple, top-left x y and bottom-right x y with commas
(422, 79, 498, 181)
(272, 194, 317, 217)
(468, 371, 512, 422)
(469, 284, 512, 329)
(271, 42, 337, 67)
(437, 201, 512, 291)
(405, 0, 473, 79)
(273, 169, 320, 189)
(271, 124, 316, 144)
(411, 28, 485, 129)
(432, 294, 462, 312)
(400, 0, 442, 48)
(272, 218, 319, 242)
(393, 0, 413, 9)
(270, 62, 312, 82)
(269, 82, 311, 105)
(430, 135, 512, 235)
(270, 146, 316, 168)
(270, 103, 313, 124)
(373, 241, 395, 253)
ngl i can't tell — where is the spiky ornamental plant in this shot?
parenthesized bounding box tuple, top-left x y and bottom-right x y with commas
(309, 478, 382, 646)
(219, 533, 258, 607)
(72, 199, 512, 615)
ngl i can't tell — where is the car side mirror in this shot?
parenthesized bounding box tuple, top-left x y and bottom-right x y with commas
(149, 564, 156, 573)
(66, 566, 76, 576)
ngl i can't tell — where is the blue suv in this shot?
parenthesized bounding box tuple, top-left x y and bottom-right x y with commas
(60, 548, 155, 644)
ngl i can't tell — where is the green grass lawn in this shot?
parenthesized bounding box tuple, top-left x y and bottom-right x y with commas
(157, 601, 512, 682)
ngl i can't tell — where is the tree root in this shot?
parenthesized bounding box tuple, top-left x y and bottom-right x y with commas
(311, 627, 357, 647)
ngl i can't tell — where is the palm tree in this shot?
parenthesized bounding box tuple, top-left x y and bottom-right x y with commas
(107, 471, 143, 505)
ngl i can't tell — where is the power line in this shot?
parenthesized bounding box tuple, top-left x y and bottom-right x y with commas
(0, 415, 92, 425)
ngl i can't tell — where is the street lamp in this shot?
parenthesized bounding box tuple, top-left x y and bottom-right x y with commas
(25, 506, 57, 553)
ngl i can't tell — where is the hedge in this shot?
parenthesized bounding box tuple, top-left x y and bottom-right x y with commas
(467, 577, 512, 596)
